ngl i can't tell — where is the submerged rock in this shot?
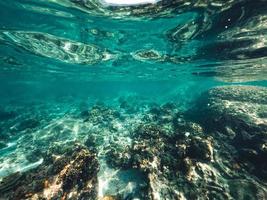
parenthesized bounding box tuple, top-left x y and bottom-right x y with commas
(82, 104, 122, 126)
(191, 85, 267, 180)
(107, 121, 218, 199)
(0, 172, 22, 193)
(187, 136, 213, 162)
(193, 85, 267, 128)
(0, 144, 99, 200)
(228, 179, 267, 200)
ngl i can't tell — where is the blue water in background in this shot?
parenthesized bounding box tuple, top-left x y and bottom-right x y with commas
(0, 0, 267, 199)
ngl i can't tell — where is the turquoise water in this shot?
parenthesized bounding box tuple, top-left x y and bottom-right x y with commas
(0, 1, 267, 199)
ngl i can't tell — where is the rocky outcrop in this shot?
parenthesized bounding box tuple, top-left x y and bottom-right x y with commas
(192, 85, 267, 128)
(191, 85, 267, 180)
(107, 122, 217, 199)
(0, 145, 99, 200)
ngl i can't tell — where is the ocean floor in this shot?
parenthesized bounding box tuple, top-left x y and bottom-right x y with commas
(0, 85, 267, 200)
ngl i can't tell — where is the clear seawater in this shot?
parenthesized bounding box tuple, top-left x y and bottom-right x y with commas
(0, 0, 267, 199)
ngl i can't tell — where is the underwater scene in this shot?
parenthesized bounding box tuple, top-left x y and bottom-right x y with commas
(0, 0, 267, 199)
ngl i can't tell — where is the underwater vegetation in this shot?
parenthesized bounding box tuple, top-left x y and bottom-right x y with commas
(0, 0, 267, 200)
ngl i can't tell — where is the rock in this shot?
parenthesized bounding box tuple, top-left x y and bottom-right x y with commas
(102, 195, 119, 200)
(173, 114, 203, 135)
(228, 179, 267, 200)
(191, 85, 267, 180)
(83, 104, 122, 125)
(134, 124, 167, 140)
(187, 137, 213, 162)
(192, 86, 267, 130)
(106, 144, 132, 169)
(85, 135, 98, 152)
(61, 149, 98, 192)
(106, 119, 222, 199)
(148, 103, 178, 125)
(25, 149, 43, 163)
(0, 145, 99, 200)
(0, 172, 22, 193)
